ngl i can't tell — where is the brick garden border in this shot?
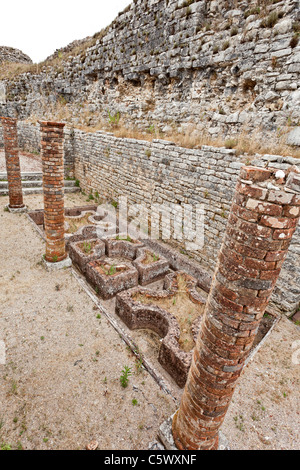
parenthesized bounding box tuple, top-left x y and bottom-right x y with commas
(116, 271, 206, 387)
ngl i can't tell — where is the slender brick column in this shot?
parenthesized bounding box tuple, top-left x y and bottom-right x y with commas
(172, 166, 300, 450)
(40, 121, 67, 263)
(1, 117, 24, 209)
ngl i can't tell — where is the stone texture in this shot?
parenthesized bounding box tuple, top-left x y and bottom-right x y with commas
(0, 46, 32, 64)
(0, 0, 299, 146)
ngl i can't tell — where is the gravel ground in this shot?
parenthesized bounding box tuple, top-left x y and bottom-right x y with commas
(0, 192, 299, 450)
(0, 150, 42, 173)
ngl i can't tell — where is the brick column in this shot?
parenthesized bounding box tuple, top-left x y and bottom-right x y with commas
(40, 121, 67, 263)
(1, 117, 24, 210)
(172, 166, 300, 450)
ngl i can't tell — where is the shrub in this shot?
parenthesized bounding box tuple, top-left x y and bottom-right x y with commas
(261, 11, 278, 28)
(242, 78, 256, 93)
(230, 26, 238, 36)
(244, 7, 260, 19)
(225, 139, 238, 149)
(292, 21, 300, 33)
(290, 35, 299, 49)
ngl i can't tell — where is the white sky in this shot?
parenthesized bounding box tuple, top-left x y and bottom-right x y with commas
(0, 0, 132, 63)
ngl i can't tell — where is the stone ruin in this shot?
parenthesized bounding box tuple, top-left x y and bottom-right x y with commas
(1, 0, 300, 452)
(1, 103, 300, 449)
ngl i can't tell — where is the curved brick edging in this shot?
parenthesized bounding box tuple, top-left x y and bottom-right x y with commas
(65, 210, 98, 238)
(116, 271, 206, 387)
(64, 207, 109, 246)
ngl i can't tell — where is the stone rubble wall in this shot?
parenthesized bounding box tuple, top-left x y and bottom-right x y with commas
(0, 0, 299, 143)
(0, 46, 32, 65)
(4, 122, 297, 314)
(70, 128, 300, 317)
(0, 121, 299, 313)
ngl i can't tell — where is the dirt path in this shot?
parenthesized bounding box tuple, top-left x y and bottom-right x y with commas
(0, 192, 299, 450)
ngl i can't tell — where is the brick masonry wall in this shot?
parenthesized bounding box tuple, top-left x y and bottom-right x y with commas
(1, 122, 298, 314)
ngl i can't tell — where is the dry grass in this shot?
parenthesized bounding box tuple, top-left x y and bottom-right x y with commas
(22, 105, 300, 159)
(0, 62, 44, 80)
(142, 250, 160, 265)
(133, 274, 205, 352)
(76, 120, 300, 159)
(65, 212, 95, 234)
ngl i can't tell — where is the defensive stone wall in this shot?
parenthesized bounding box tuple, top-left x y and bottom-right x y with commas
(0, 0, 299, 145)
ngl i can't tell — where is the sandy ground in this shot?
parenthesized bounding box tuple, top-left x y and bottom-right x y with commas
(0, 192, 299, 450)
(0, 150, 42, 173)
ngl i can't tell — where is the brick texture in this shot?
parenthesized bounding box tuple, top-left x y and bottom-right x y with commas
(1, 117, 24, 209)
(172, 166, 300, 450)
(40, 121, 66, 263)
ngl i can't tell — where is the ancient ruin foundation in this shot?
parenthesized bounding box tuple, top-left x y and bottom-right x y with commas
(40, 121, 67, 263)
(172, 166, 300, 450)
(1, 116, 24, 210)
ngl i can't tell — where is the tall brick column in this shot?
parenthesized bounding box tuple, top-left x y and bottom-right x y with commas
(1, 117, 25, 210)
(172, 166, 300, 450)
(40, 121, 67, 263)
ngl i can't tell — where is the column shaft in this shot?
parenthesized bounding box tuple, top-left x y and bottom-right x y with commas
(1, 117, 24, 209)
(40, 121, 66, 263)
(172, 166, 300, 450)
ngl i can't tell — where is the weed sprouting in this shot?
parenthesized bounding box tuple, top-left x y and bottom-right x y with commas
(120, 365, 132, 388)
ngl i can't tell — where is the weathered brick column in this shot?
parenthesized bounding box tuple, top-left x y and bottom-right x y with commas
(40, 121, 67, 263)
(172, 166, 300, 450)
(1, 117, 24, 210)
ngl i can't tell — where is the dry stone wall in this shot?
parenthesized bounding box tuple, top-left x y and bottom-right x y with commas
(0, 121, 298, 313)
(0, 46, 32, 65)
(0, 0, 300, 144)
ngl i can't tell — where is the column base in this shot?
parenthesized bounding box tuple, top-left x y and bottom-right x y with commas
(42, 254, 72, 271)
(5, 204, 27, 214)
(158, 413, 230, 451)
